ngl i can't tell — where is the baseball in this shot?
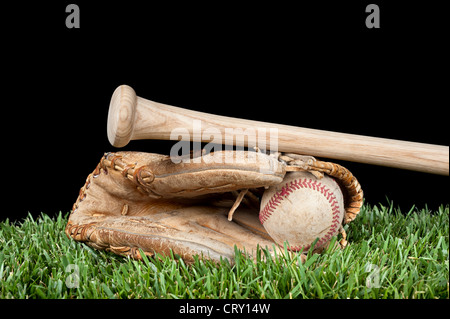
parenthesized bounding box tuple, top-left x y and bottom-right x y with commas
(259, 171, 345, 252)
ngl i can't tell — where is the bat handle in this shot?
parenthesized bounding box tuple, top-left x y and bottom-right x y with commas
(107, 85, 138, 147)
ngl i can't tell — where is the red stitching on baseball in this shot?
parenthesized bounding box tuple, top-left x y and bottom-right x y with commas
(260, 178, 341, 252)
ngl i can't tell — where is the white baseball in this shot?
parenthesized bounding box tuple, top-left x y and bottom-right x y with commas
(259, 171, 345, 252)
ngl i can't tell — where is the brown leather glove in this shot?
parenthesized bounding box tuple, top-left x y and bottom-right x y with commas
(66, 151, 363, 263)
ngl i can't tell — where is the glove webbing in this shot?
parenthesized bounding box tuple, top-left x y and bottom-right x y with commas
(281, 153, 364, 224)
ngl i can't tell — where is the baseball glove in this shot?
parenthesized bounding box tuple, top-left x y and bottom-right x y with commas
(66, 150, 363, 263)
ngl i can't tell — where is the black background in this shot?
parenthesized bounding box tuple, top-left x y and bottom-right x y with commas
(2, 1, 448, 222)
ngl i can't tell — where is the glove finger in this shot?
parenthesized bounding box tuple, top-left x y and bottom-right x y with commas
(105, 151, 285, 198)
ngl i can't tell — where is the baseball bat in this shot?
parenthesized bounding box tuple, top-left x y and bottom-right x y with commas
(107, 85, 449, 176)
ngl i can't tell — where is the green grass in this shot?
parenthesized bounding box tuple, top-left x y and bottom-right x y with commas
(0, 202, 448, 299)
